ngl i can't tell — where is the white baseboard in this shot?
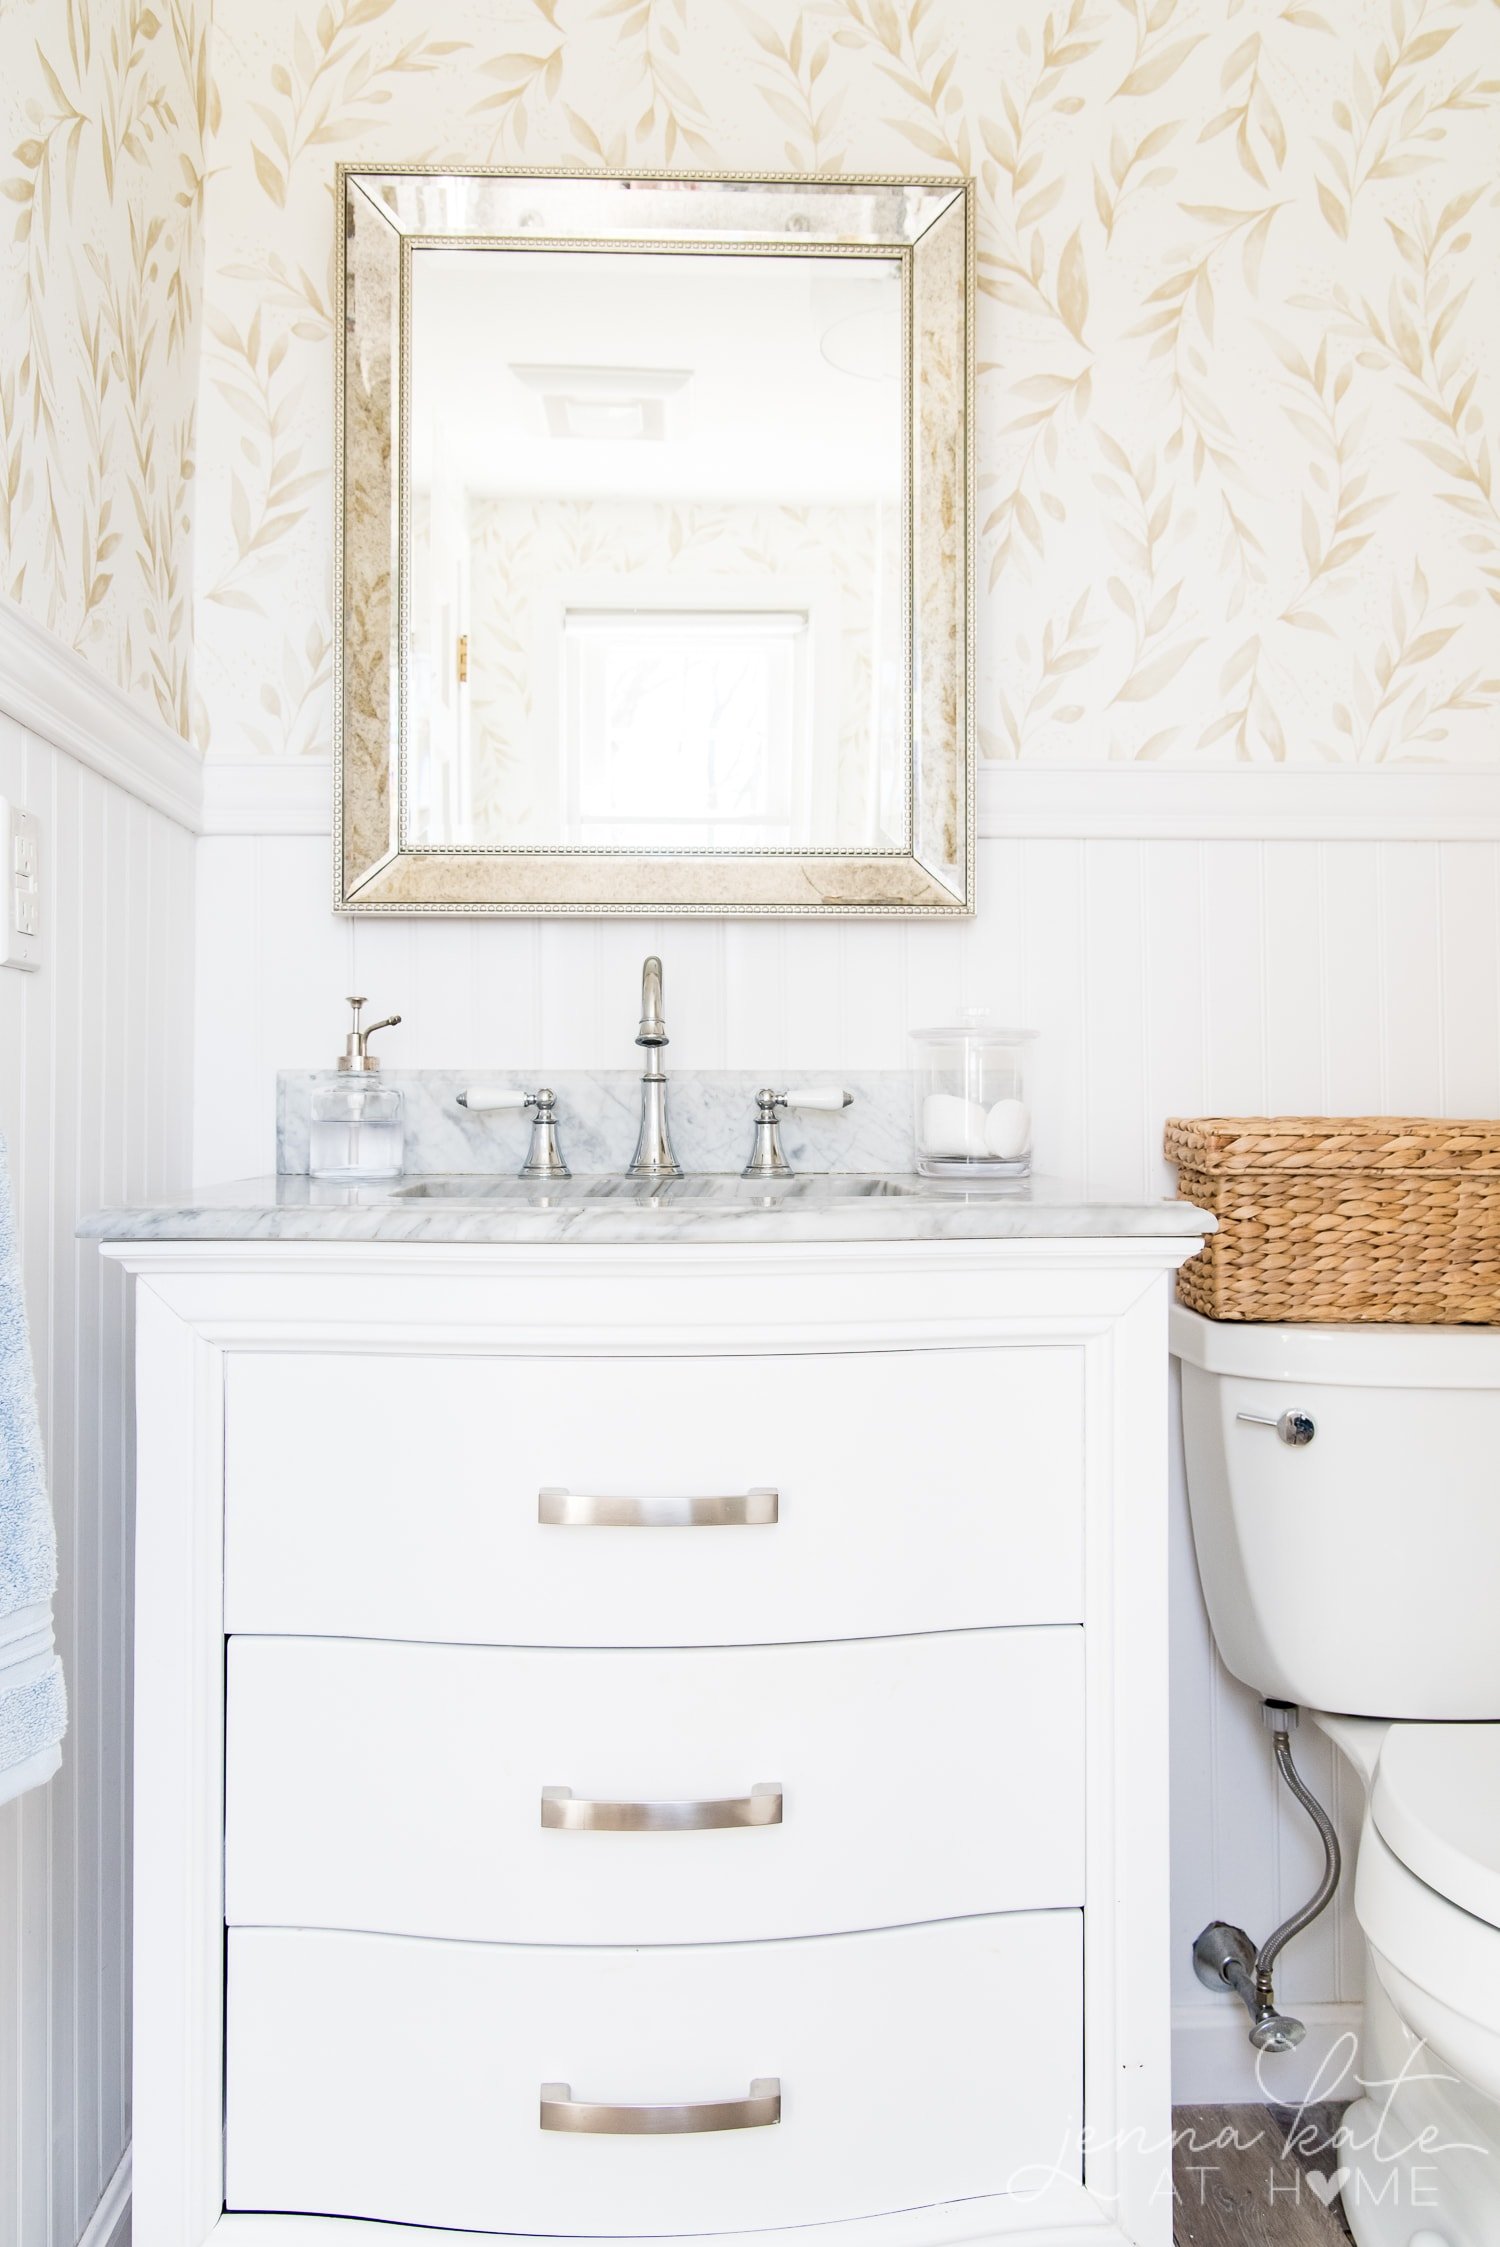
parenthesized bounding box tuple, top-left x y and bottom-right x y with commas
(1173, 2002, 1362, 2106)
(77, 2143, 130, 2247)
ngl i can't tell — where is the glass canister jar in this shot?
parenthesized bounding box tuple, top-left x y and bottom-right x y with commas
(910, 1016, 1036, 1179)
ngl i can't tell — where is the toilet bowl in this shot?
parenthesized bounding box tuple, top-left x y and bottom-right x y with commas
(1173, 1308, 1500, 2247)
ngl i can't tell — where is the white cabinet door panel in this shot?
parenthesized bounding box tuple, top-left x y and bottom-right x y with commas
(225, 1915, 1082, 2236)
(225, 1627, 1084, 1944)
(224, 1347, 1083, 1645)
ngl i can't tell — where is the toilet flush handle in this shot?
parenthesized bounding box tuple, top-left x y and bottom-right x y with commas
(1236, 1408, 1316, 1446)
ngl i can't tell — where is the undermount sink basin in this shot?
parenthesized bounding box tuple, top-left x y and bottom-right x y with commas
(391, 1172, 1011, 1207)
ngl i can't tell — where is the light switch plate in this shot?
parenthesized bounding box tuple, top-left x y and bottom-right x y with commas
(0, 795, 41, 971)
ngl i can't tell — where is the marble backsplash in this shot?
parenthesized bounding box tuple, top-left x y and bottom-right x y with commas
(278, 1070, 916, 1178)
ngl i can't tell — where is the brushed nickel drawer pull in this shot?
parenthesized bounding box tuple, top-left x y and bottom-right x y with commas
(541, 1783, 783, 1832)
(537, 1486, 778, 1528)
(539, 2078, 781, 2135)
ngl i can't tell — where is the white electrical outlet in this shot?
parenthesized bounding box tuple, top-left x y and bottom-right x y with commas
(0, 795, 41, 971)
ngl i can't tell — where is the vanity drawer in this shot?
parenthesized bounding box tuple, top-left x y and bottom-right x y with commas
(224, 1345, 1084, 1643)
(225, 1626, 1084, 1944)
(224, 1914, 1082, 2236)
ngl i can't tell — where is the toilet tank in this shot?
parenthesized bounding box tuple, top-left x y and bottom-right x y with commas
(1172, 1308, 1500, 1719)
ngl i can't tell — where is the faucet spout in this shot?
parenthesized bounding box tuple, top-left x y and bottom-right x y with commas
(638, 955, 668, 1046)
(627, 955, 682, 1179)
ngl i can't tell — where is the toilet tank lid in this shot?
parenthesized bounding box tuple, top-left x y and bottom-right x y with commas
(1169, 1304, 1500, 1388)
(1372, 1724, 1500, 1931)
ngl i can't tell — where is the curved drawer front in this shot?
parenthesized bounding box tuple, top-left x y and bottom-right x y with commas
(224, 1346, 1084, 1645)
(225, 1628, 1084, 1944)
(224, 1915, 1083, 2236)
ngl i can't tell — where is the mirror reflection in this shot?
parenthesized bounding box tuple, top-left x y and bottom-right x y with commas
(404, 245, 907, 855)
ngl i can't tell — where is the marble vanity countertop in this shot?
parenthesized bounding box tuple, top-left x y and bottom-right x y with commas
(81, 1172, 1214, 1246)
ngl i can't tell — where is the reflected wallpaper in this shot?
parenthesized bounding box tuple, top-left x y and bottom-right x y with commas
(438, 496, 892, 847)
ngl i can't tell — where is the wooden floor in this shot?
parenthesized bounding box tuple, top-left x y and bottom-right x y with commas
(1173, 2106, 1353, 2246)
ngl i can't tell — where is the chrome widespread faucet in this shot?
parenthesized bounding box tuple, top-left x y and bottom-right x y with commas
(627, 955, 683, 1179)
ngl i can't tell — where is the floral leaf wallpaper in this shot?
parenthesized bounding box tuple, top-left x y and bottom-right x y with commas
(8, 0, 1500, 764)
(194, 0, 1500, 767)
(1, 0, 213, 734)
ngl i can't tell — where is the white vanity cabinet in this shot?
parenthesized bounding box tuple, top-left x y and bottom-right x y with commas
(110, 1228, 1197, 2247)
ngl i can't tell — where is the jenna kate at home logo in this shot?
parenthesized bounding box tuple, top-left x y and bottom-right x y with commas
(1002, 2032, 1486, 2215)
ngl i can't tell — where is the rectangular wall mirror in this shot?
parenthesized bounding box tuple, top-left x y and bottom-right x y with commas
(337, 168, 972, 916)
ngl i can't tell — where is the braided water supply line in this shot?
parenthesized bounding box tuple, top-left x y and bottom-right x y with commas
(1191, 1700, 1343, 2052)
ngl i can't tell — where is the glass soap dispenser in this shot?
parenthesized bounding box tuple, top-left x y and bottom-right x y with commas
(308, 997, 405, 1182)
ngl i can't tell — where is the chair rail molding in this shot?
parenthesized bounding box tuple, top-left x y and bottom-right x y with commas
(199, 756, 331, 835)
(0, 593, 204, 831)
(199, 754, 1500, 844)
(980, 762, 1500, 840)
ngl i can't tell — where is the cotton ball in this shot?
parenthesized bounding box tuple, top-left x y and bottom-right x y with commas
(984, 1098, 1032, 1162)
(921, 1093, 989, 1158)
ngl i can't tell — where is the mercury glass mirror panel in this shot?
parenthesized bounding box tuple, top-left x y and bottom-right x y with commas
(336, 168, 973, 916)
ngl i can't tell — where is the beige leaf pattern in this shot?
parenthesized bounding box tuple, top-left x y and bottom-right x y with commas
(1, 0, 210, 731)
(3, 0, 1499, 765)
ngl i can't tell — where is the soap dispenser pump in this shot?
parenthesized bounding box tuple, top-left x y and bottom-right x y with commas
(308, 997, 405, 1182)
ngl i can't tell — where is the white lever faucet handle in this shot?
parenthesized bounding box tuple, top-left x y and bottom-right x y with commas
(457, 1086, 530, 1112)
(783, 1088, 854, 1112)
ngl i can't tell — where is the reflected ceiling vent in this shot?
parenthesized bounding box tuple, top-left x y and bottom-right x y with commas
(813, 264, 903, 383)
(510, 364, 692, 441)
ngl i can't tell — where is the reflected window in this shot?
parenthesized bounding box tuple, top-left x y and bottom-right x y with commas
(562, 609, 808, 849)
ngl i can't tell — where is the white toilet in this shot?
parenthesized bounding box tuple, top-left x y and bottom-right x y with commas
(1173, 1305, 1500, 2247)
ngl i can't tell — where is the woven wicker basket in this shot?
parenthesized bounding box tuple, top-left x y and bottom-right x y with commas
(1164, 1116, 1500, 1324)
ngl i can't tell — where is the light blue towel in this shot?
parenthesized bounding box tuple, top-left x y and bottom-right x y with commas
(0, 1134, 65, 1807)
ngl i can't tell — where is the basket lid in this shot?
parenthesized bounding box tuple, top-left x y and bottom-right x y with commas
(1164, 1116, 1500, 1175)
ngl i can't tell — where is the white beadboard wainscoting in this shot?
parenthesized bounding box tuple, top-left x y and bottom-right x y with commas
(0, 689, 197, 2247)
(194, 814, 1500, 2102)
(194, 831, 1500, 1184)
